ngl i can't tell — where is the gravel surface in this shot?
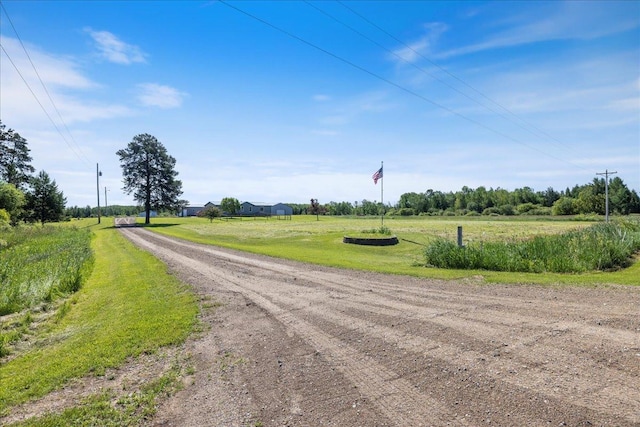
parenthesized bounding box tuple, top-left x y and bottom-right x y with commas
(120, 228, 640, 427)
(6, 227, 637, 426)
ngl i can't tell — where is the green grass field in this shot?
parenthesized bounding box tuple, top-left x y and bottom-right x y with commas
(0, 219, 198, 424)
(143, 215, 640, 286)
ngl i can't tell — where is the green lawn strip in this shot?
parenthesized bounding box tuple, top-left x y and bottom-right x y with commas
(0, 221, 198, 415)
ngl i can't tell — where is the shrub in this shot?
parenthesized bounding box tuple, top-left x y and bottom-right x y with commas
(395, 207, 415, 216)
(516, 203, 541, 214)
(482, 207, 501, 215)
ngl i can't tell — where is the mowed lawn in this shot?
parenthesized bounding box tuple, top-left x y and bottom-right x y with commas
(143, 215, 640, 286)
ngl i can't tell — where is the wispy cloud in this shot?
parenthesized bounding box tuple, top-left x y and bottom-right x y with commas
(0, 36, 94, 90)
(436, 2, 640, 59)
(0, 36, 132, 128)
(136, 83, 187, 109)
(313, 94, 331, 102)
(390, 22, 448, 64)
(85, 28, 146, 64)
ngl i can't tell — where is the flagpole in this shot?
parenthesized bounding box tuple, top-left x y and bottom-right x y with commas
(380, 161, 384, 227)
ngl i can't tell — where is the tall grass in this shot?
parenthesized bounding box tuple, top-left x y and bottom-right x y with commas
(424, 219, 640, 273)
(0, 226, 93, 315)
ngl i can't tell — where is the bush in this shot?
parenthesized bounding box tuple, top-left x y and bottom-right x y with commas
(482, 207, 501, 216)
(522, 206, 552, 216)
(500, 205, 516, 216)
(516, 203, 538, 214)
(198, 206, 221, 222)
(395, 207, 415, 216)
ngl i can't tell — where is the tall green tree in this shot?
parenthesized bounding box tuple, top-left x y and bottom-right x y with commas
(117, 133, 185, 224)
(24, 170, 66, 224)
(0, 120, 35, 189)
(220, 197, 241, 216)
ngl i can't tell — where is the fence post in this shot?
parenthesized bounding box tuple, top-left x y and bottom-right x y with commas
(457, 226, 463, 248)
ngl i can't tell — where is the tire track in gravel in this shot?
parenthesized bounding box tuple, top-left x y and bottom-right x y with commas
(204, 262, 639, 422)
(121, 228, 640, 426)
(123, 228, 465, 426)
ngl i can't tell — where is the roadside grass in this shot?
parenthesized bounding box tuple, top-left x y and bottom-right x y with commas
(425, 219, 640, 273)
(0, 225, 93, 316)
(143, 215, 640, 286)
(0, 219, 198, 421)
(8, 360, 186, 427)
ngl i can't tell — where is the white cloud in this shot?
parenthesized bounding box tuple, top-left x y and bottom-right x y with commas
(136, 83, 187, 109)
(313, 94, 331, 102)
(0, 36, 95, 90)
(0, 36, 133, 129)
(85, 28, 147, 64)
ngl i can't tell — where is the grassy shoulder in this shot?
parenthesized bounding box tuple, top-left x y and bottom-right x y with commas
(143, 215, 640, 286)
(0, 219, 198, 419)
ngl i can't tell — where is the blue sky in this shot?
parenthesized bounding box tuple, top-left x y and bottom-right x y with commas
(1, 1, 638, 208)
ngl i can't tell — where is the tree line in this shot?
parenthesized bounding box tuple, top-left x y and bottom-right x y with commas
(300, 179, 639, 217)
(2, 119, 638, 226)
(1, 125, 186, 226)
(0, 120, 66, 225)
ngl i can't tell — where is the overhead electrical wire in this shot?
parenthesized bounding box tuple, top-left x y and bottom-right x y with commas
(336, 0, 576, 156)
(217, 0, 589, 172)
(0, 0, 91, 167)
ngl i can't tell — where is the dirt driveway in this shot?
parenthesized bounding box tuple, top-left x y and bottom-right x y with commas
(121, 227, 639, 427)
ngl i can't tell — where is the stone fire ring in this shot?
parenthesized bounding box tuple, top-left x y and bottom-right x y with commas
(343, 236, 399, 246)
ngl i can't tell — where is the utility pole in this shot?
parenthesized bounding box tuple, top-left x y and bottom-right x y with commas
(596, 169, 617, 222)
(104, 186, 109, 217)
(96, 163, 102, 224)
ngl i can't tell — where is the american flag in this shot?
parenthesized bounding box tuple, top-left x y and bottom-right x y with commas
(372, 167, 383, 185)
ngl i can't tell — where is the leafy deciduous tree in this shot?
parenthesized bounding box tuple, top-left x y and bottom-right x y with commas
(0, 182, 26, 225)
(116, 134, 185, 224)
(220, 197, 241, 216)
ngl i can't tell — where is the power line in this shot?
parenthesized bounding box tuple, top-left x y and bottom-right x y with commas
(0, 0, 91, 166)
(337, 0, 574, 155)
(217, 0, 588, 171)
(307, 1, 553, 144)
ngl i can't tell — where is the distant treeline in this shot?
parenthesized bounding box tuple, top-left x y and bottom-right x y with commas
(65, 205, 142, 218)
(65, 177, 640, 219)
(293, 176, 640, 217)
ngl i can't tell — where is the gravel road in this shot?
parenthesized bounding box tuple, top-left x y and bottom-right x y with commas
(120, 227, 639, 427)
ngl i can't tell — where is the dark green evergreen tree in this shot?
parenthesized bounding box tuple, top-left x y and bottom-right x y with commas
(25, 171, 66, 224)
(117, 133, 185, 224)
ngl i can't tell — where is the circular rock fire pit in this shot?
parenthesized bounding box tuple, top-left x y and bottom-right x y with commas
(343, 236, 399, 246)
